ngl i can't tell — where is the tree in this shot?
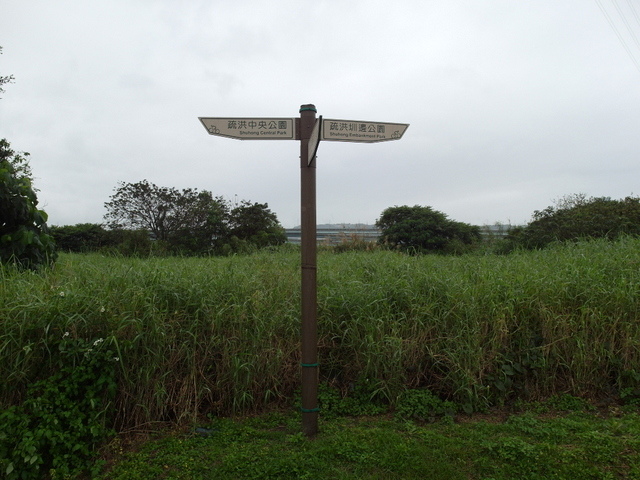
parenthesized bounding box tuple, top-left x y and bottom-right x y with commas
(229, 201, 287, 248)
(510, 194, 640, 249)
(104, 181, 286, 255)
(376, 205, 480, 254)
(170, 190, 230, 254)
(0, 46, 15, 98)
(0, 139, 56, 268)
(104, 180, 229, 254)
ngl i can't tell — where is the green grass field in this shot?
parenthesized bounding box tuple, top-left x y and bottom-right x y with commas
(98, 407, 640, 479)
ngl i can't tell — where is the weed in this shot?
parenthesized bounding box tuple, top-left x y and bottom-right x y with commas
(0, 334, 117, 479)
(395, 388, 457, 422)
(310, 382, 387, 419)
(545, 393, 594, 412)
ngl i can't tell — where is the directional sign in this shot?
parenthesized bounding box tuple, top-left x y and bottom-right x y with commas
(307, 116, 322, 166)
(199, 105, 408, 438)
(322, 118, 409, 142)
(199, 117, 296, 140)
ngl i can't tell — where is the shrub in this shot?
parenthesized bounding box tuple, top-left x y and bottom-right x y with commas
(0, 139, 56, 269)
(376, 205, 480, 254)
(0, 335, 118, 479)
(395, 389, 457, 422)
(511, 194, 640, 249)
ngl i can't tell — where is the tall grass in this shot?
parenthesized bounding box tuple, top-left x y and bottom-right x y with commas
(2, 237, 640, 430)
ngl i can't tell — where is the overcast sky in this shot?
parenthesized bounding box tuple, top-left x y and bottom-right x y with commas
(2, 0, 640, 228)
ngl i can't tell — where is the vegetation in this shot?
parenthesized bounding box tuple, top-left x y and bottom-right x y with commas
(103, 180, 286, 255)
(3, 238, 640, 424)
(508, 194, 640, 250)
(50, 223, 115, 253)
(228, 200, 287, 249)
(0, 46, 15, 98)
(2, 238, 640, 476)
(0, 336, 117, 479)
(0, 138, 56, 269)
(376, 205, 480, 254)
(98, 404, 640, 479)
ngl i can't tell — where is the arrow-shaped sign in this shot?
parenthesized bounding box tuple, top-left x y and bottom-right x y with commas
(199, 117, 296, 140)
(322, 118, 409, 142)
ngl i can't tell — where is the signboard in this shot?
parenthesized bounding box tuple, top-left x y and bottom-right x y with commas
(199, 105, 408, 437)
(199, 117, 296, 140)
(307, 116, 322, 166)
(322, 118, 409, 142)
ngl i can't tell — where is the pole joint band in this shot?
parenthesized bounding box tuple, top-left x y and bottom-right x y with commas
(301, 363, 319, 367)
(301, 407, 320, 413)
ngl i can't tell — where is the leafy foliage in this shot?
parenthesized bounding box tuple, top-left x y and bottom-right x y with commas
(509, 193, 640, 249)
(376, 205, 480, 253)
(104, 180, 226, 246)
(0, 335, 117, 479)
(395, 389, 457, 422)
(104, 180, 286, 255)
(0, 138, 56, 269)
(0, 46, 15, 98)
(50, 223, 114, 252)
(229, 200, 286, 248)
(314, 382, 387, 419)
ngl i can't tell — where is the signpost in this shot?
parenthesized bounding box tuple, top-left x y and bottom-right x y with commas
(200, 105, 408, 437)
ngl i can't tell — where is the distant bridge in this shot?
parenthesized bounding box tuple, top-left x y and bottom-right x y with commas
(284, 223, 517, 245)
(285, 224, 380, 245)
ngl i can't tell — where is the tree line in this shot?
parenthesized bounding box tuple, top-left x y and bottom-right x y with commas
(376, 195, 640, 254)
(5, 131, 640, 268)
(52, 180, 287, 256)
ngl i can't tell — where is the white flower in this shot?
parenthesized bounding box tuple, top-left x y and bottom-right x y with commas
(113, 357, 120, 362)
(58, 291, 65, 297)
(93, 338, 104, 347)
(100, 306, 106, 313)
(63, 332, 70, 338)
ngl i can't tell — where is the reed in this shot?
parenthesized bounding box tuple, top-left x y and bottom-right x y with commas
(2, 237, 640, 430)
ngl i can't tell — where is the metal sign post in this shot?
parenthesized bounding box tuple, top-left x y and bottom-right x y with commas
(199, 106, 408, 437)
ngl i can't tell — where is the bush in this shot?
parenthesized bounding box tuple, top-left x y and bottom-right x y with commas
(376, 205, 481, 254)
(0, 139, 56, 269)
(511, 194, 640, 249)
(0, 335, 118, 479)
(50, 223, 114, 253)
(395, 389, 457, 422)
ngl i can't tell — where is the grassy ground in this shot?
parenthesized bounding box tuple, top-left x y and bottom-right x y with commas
(99, 403, 640, 479)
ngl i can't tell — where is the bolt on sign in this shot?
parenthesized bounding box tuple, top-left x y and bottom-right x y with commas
(199, 106, 408, 437)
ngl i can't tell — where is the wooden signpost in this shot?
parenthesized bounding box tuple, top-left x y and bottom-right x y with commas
(199, 105, 408, 436)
